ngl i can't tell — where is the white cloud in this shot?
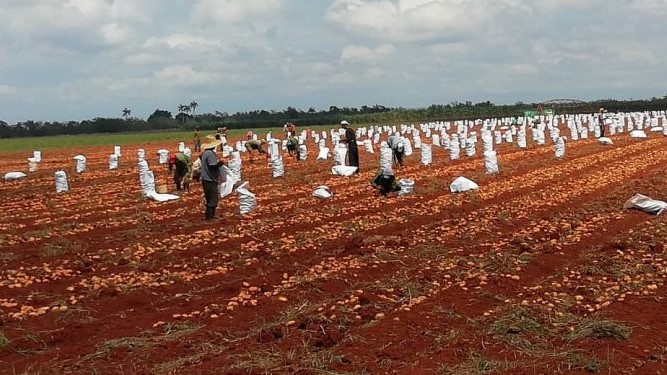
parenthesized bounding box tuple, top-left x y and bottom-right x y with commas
(144, 34, 223, 50)
(191, 0, 285, 23)
(341, 44, 395, 62)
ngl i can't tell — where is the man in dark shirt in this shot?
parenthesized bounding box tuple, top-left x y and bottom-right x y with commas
(200, 136, 225, 220)
(340, 120, 359, 173)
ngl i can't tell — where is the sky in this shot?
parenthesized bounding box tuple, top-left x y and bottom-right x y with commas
(0, 0, 665, 123)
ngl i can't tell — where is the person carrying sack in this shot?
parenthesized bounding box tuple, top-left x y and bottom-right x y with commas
(340, 120, 359, 173)
(371, 167, 401, 197)
(200, 135, 225, 220)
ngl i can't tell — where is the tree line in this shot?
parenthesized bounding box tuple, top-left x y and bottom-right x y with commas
(1, 97, 666, 139)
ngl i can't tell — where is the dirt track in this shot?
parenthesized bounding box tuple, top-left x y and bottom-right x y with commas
(1, 131, 667, 374)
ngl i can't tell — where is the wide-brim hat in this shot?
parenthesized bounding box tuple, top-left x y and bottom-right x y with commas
(340, 120, 350, 126)
(201, 134, 223, 150)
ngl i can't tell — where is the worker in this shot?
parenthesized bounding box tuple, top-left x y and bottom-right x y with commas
(387, 135, 405, 167)
(169, 151, 192, 191)
(245, 139, 268, 161)
(339, 120, 359, 173)
(370, 167, 401, 197)
(286, 136, 300, 160)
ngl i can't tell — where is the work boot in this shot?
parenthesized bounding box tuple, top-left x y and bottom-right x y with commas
(204, 206, 213, 220)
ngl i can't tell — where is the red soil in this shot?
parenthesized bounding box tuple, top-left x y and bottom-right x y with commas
(1, 130, 667, 374)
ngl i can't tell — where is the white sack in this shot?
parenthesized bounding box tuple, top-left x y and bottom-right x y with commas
(139, 170, 155, 196)
(157, 149, 169, 164)
(364, 139, 374, 154)
(630, 130, 648, 138)
(623, 193, 667, 215)
(450, 177, 479, 193)
(28, 158, 38, 172)
(517, 131, 527, 149)
(33, 150, 42, 162)
(73, 155, 86, 173)
(228, 152, 242, 182)
(236, 182, 257, 215)
(465, 141, 476, 157)
(272, 157, 284, 178)
(597, 137, 613, 145)
(178, 142, 185, 152)
(317, 147, 330, 160)
(313, 185, 333, 199)
(218, 165, 237, 198)
(146, 191, 180, 202)
(114, 145, 122, 157)
(109, 154, 119, 170)
(5, 172, 27, 181)
(54, 171, 68, 192)
(484, 150, 499, 174)
(398, 179, 414, 196)
(402, 137, 413, 156)
(334, 145, 347, 166)
(420, 143, 433, 166)
(380, 143, 393, 169)
(331, 165, 358, 176)
(298, 145, 308, 161)
(555, 137, 566, 159)
(137, 149, 145, 161)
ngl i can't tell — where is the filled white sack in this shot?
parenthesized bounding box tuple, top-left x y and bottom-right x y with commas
(137, 149, 145, 161)
(298, 145, 308, 161)
(317, 147, 330, 160)
(55, 170, 68, 192)
(380, 142, 393, 169)
(139, 170, 155, 196)
(73, 155, 87, 173)
(420, 143, 433, 166)
(597, 137, 614, 145)
(5, 172, 27, 181)
(623, 193, 667, 215)
(484, 150, 499, 174)
(555, 137, 566, 159)
(28, 158, 38, 172)
(157, 149, 169, 164)
(114, 145, 122, 157)
(313, 185, 333, 199)
(402, 137, 413, 156)
(109, 154, 119, 170)
(33, 150, 42, 162)
(364, 139, 374, 154)
(630, 130, 648, 138)
(228, 152, 242, 182)
(334, 145, 347, 166)
(272, 157, 284, 178)
(398, 179, 415, 196)
(450, 176, 479, 193)
(331, 165, 358, 176)
(236, 181, 257, 215)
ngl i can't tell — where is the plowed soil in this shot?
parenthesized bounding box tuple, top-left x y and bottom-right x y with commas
(1, 131, 667, 374)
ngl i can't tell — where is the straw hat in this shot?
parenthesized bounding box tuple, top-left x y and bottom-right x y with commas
(201, 134, 223, 150)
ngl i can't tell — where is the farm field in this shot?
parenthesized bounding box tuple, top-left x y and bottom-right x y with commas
(1, 123, 667, 374)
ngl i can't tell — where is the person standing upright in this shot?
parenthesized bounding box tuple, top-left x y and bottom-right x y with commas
(193, 127, 201, 152)
(340, 120, 359, 173)
(199, 136, 224, 220)
(598, 108, 606, 138)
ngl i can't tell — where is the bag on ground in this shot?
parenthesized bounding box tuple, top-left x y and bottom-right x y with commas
(236, 181, 257, 215)
(55, 170, 68, 192)
(450, 176, 479, 193)
(623, 193, 667, 215)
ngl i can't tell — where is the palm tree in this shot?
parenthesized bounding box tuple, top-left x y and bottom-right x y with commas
(122, 107, 131, 119)
(190, 100, 198, 119)
(177, 104, 191, 126)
